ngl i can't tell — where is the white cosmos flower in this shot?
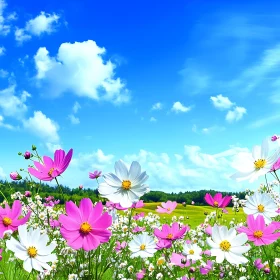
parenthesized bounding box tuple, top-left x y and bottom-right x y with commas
(206, 225, 250, 265)
(6, 224, 57, 273)
(128, 232, 157, 258)
(231, 138, 280, 183)
(98, 160, 149, 208)
(243, 192, 278, 224)
(182, 243, 202, 261)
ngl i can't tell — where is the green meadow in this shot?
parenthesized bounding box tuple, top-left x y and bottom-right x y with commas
(134, 203, 246, 228)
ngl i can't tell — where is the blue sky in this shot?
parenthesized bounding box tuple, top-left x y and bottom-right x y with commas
(1, 0, 280, 192)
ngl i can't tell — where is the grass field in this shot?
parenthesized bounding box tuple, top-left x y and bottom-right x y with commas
(134, 203, 246, 228)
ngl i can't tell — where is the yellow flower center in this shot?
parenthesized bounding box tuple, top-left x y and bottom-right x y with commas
(27, 246, 37, 258)
(253, 230, 263, 238)
(166, 233, 173, 239)
(258, 204, 265, 212)
(122, 180, 131, 190)
(189, 249, 194, 255)
(140, 244, 146, 250)
(254, 159, 266, 170)
(3, 217, 12, 226)
(167, 207, 171, 211)
(213, 201, 219, 207)
(220, 240, 231, 251)
(48, 167, 55, 176)
(157, 258, 165, 265)
(80, 222, 92, 234)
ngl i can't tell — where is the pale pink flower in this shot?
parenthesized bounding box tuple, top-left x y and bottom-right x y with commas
(156, 201, 177, 214)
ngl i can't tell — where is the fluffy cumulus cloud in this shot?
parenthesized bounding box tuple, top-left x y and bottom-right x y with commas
(34, 40, 130, 104)
(151, 102, 162, 110)
(0, 85, 31, 119)
(0, 115, 16, 130)
(68, 114, 80, 125)
(23, 111, 60, 143)
(0, 45, 5, 55)
(171, 101, 191, 113)
(72, 102, 81, 114)
(210, 94, 234, 110)
(15, 12, 60, 43)
(226, 106, 247, 122)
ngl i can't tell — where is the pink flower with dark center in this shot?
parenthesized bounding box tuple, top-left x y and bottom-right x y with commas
(10, 172, 22, 181)
(59, 198, 112, 251)
(28, 149, 73, 181)
(156, 201, 177, 214)
(106, 201, 128, 211)
(154, 222, 189, 241)
(0, 200, 31, 238)
(115, 241, 127, 253)
(204, 193, 231, 208)
(170, 253, 191, 268)
(237, 214, 280, 246)
(89, 170, 102, 179)
(156, 239, 172, 250)
(254, 258, 264, 270)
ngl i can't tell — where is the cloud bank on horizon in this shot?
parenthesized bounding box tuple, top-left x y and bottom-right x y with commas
(0, 0, 280, 192)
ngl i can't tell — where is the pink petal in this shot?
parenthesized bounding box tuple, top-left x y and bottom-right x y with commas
(83, 234, 100, 251)
(91, 212, 112, 229)
(79, 198, 93, 221)
(54, 149, 66, 169)
(65, 201, 82, 222)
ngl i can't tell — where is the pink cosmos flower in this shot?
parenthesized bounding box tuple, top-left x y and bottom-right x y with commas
(156, 201, 177, 214)
(50, 219, 60, 228)
(205, 225, 212, 235)
(28, 149, 73, 181)
(132, 226, 146, 233)
(89, 170, 102, 179)
(204, 193, 231, 208)
(200, 260, 213, 275)
(170, 253, 191, 268)
(154, 222, 189, 241)
(133, 212, 145, 220)
(131, 200, 144, 208)
(106, 201, 128, 211)
(59, 198, 112, 251)
(271, 158, 280, 172)
(254, 258, 264, 270)
(237, 214, 280, 246)
(24, 191, 31, 197)
(10, 172, 22, 181)
(156, 239, 172, 250)
(136, 269, 146, 280)
(115, 241, 127, 253)
(0, 200, 31, 238)
(271, 135, 279, 142)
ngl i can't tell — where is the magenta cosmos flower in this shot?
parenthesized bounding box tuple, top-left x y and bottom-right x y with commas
(237, 214, 280, 246)
(28, 149, 73, 181)
(0, 200, 31, 238)
(89, 170, 102, 179)
(204, 193, 231, 208)
(154, 222, 189, 241)
(59, 198, 112, 251)
(156, 201, 177, 214)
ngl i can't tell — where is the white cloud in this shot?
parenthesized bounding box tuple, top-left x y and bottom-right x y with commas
(73, 101, 81, 113)
(150, 117, 157, 122)
(210, 94, 234, 110)
(34, 40, 130, 104)
(171, 101, 191, 113)
(226, 106, 247, 122)
(23, 111, 60, 143)
(201, 125, 225, 134)
(0, 115, 16, 130)
(248, 113, 280, 129)
(0, 85, 31, 119)
(15, 12, 60, 43)
(151, 102, 162, 110)
(0, 0, 16, 36)
(0, 69, 8, 78)
(0, 45, 5, 55)
(0, 166, 5, 179)
(68, 114, 80, 125)
(45, 142, 62, 153)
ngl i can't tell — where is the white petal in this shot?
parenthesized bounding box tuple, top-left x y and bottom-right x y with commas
(103, 173, 122, 186)
(128, 161, 141, 181)
(31, 258, 43, 272)
(231, 233, 248, 247)
(261, 138, 269, 159)
(115, 160, 129, 180)
(23, 258, 32, 273)
(18, 224, 28, 247)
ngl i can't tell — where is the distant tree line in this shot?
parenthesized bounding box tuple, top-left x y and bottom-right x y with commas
(0, 180, 245, 206)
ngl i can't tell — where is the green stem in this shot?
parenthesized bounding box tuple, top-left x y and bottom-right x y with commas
(0, 189, 8, 203)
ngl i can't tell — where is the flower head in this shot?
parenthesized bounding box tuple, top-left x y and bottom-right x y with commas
(271, 135, 279, 142)
(170, 253, 191, 268)
(89, 170, 102, 179)
(154, 222, 189, 241)
(128, 232, 157, 258)
(254, 258, 264, 270)
(98, 160, 149, 208)
(28, 149, 73, 181)
(204, 193, 231, 208)
(59, 198, 112, 251)
(206, 225, 250, 265)
(10, 172, 22, 181)
(156, 201, 177, 214)
(182, 243, 202, 261)
(0, 200, 31, 238)
(6, 224, 56, 272)
(231, 138, 280, 182)
(237, 214, 280, 246)
(24, 191, 31, 197)
(243, 192, 278, 224)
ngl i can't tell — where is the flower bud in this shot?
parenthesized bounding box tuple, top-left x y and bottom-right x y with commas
(25, 191, 31, 197)
(10, 172, 22, 181)
(32, 145, 37, 151)
(24, 151, 31, 159)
